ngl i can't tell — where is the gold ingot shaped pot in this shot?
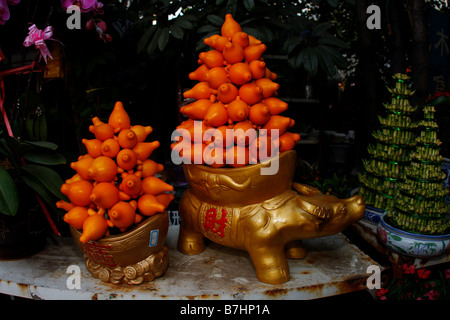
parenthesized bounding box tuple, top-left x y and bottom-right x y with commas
(71, 211, 169, 285)
(177, 151, 365, 284)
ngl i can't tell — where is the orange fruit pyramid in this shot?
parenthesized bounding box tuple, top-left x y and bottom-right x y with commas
(173, 14, 300, 167)
(57, 102, 173, 243)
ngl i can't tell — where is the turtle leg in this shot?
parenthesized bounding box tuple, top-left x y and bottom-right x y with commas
(285, 240, 307, 259)
(177, 190, 205, 255)
(248, 245, 290, 285)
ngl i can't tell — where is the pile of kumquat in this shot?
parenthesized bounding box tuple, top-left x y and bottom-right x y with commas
(172, 14, 300, 167)
(57, 102, 174, 244)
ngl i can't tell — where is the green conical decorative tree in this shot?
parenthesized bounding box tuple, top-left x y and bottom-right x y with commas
(359, 73, 417, 211)
(387, 106, 450, 234)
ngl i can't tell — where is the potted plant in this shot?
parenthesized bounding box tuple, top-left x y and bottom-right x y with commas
(58, 101, 173, 285)
(0, 129, 66, 259)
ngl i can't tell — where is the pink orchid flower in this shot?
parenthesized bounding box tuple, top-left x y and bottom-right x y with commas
(61, 0, 103, 14)
(0, 0, 20, 25)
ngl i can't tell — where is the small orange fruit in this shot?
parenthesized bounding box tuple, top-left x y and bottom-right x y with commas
(79, 213, 109, 244)
(248, 103, 271, 125)
(203, 102, 229, 127)
(87, 156, 118, 182)
(132, 141, 160, 161)
(221, 14, 242, 38)
(56, 200, 75, 212)
(120, 173, 143, 198)
(238, 82, 263, 105)
(227, 99, 250, 122)
(108, 101, 131, 132)
(244, 44, 267, 62)
(255, 78, 280, 98)
(131, 125, 153, 142)
(212, 125, 234, 148)
(137, 194, 165, 216)
(101, 138, 120, 158)
(189, 64, 209, 81)
(198, 50, 224, 68)
(183, 81, 213, 100)
(209, 35, 229, 51)
(108, 201, 137, 232)
(231, 31, 249, 48)
(227, 62, 252, 85)
(262, 115, 295, 137)
(204, 66, 229, 89)
(90, 182, 120, 209)
(61, 180, 94, 207)
(155, 193, 174, 209)
(233, 120, 256, 146)
(89, 123, 115, 141)
(70, 155, 94, 180)
(248, 60, 266, 80)
(225, 145, 249, 167)
(142, 176, 174, 195)
(262, 97, 288, 115)
(64, 206, 90, 230)
(116, 148, 137, 171)
(180, 99, 211, 120)
(138, 159, 164, 177)
(65, 173, 83, 184)
(82, 138, 103, 158)
(217, 83, 239, 104)
(279, 132, 300, 152)
(223, 42, 245, 64)
(117, 128, 138, 149)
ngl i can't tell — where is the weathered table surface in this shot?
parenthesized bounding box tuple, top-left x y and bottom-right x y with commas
(0, 225, 380, 300)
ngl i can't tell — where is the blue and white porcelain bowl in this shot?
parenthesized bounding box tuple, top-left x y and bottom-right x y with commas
(362, 205, 385, 225)
(377, 214, 450, 258)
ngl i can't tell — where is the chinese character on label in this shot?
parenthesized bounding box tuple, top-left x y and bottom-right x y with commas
(203, 208, 228, 238)
(149, 229, 159, 247)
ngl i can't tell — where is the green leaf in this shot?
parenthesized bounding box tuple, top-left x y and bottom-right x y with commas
(312, 22, 332, 37)
(158, 27, 170, 51)
(318, 36, 350, 49)
(21, 164, 65, 200)
(390, 234, 403, 242)
(176, 19, 193, 30)
(243, 0, 255, 11)
(137, 26, 156, 53)
(169, 24, 184, 40)
(21, 175, 60, 214)
(23, 151, 66, 166)
(206, 15, 224, 27)
(147, 28, 161, 54)
(198, 25, 219, 34)
(303, 47, 318, 76)
(0, 166, 19, 216)
(23, 140, 58, 150)
(315, 45, 337, 76)
(327, 0, 339, 7)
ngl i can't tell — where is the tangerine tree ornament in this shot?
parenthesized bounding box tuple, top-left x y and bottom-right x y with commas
(173, 14, 300, 169)
(175, 14, 365, 285)
(57, 101, 173, 243)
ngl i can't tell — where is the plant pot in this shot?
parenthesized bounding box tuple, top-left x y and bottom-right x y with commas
(377, 213, 450, 258)
(70, 211, 169, 285)
(362, 205, 385, 225)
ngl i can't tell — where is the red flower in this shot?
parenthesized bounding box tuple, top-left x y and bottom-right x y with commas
(376, 288, 388, 297)
(403, 264, 415, 274)
(445, 269, 450, 280)
(417, 268, 431, 279)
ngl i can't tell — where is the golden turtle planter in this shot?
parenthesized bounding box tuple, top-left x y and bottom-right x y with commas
(70, 211, 169, 285)
(177, 151, 365, 284)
